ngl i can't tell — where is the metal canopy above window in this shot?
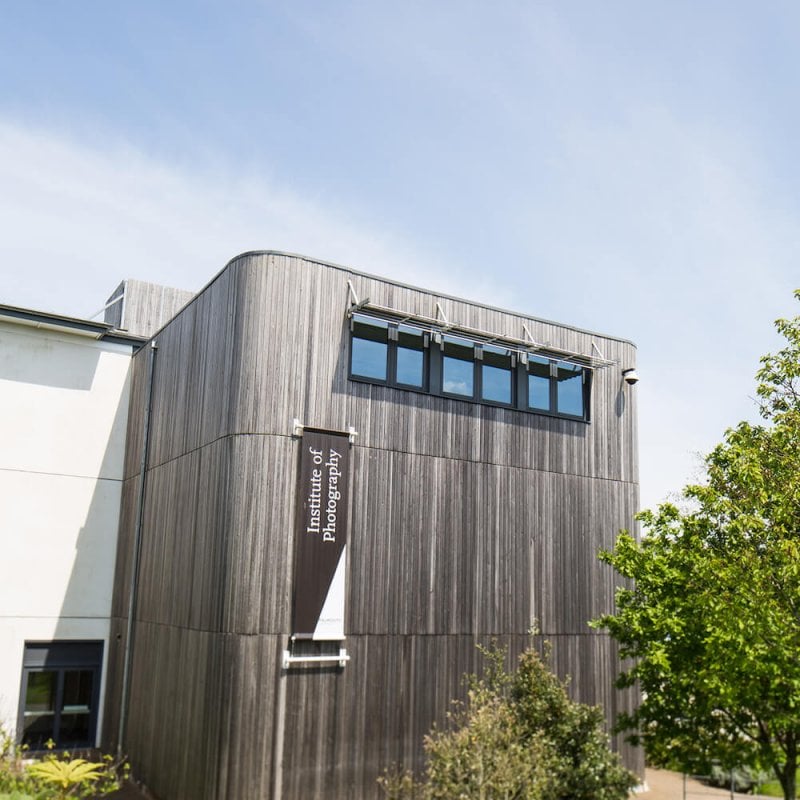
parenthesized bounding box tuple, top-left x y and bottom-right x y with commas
(345, 290, 617, 371)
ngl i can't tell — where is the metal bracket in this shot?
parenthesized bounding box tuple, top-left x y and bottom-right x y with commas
(282, 648, 350, 669)
(293, 420, 357, 443)
(591, 341, 606, 361)
(522, 323, 548, 349)
(435, 302, 449, 326)
(346, 281, 370, 315)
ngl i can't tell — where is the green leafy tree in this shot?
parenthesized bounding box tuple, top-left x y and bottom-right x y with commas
(379, 645, 636, 800)
(595, 291, 800, 800)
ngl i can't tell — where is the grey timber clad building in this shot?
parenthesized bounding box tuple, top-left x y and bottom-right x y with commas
(102, 251, 642, 799)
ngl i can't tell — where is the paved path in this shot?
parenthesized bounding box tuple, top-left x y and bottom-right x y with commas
(106, 766, 779, 799)
(639, 767, 776, 799)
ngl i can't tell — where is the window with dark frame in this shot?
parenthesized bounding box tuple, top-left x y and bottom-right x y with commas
(481, 344, 514, 406)
(395, 324, 426, 388)
(442, 336, 474, 397)
(527, 355, 551, 411)
(556, 362, 585, 417)
(348, 312, 591, 421)
(18, 641, 103, 750)
(350, 316, 389, 382)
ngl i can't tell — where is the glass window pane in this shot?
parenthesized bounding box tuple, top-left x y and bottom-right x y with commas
(23, 713, 56, 749)
(443, 357, 474, 396)
(59, 713, 91, 747)
(22, 671, 57, 749)
(556, 364, 584, 416)
(25, 671, 56, 712)
(59, 669, 94, 746)
(396, 347, 424, 387)
(482, 365, 511, 404)
(442, 336, 474, 396)
(62, 669, 93, 713)
(351, 338, 388, 381)
(528, 375, 550, 410)
(528, 356, 551, 411)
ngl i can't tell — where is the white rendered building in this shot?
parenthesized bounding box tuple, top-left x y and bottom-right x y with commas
(0, 305, 142, 747)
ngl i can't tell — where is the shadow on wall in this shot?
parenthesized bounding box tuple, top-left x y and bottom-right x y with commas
(615, 384, 626, 417)
(54, 376, 130, 624)
(34, 363, 130, 748)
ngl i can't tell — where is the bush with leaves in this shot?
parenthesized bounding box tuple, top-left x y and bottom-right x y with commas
(379, 645, 636, 800)
(0, 728, 128, 800)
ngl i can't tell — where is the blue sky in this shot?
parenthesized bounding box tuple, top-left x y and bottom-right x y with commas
(0, 1, 798, 510)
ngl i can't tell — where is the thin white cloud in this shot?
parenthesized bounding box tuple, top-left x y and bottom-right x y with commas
(0, 119, 454, 318)
(0, 112, 796, 516)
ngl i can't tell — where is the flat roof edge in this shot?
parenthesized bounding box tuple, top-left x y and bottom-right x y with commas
(0, 304, 147, 347)
(223, 250, 638, 348)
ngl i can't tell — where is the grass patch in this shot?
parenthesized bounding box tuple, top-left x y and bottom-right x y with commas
(756, 778, 795, 797)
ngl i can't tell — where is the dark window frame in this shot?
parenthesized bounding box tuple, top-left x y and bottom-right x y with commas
(554, 361, 587, 418)
(348, 314, 592, 422)
(349, 316, 391, 385)
(17, 640, 103, 751)
(439, 335, 478, 401)
(393, 323, 428, 390)
(349, 315, 429, 392)
(479, 344, 516, 408)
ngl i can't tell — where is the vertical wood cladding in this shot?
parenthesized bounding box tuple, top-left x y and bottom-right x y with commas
(104, 280, 195, 339)
(105, 252, 642, 799)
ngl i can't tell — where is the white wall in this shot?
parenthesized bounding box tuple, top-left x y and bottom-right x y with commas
(0, 319, 133, 742)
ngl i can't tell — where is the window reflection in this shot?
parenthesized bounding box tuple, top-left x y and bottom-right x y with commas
(443, 337, 474, 396)
(556, 363, 584, 416)
(352, 338, 388, 381)
(396, 324, 425, 387)
(443, 357, 473, 395)
(481, 345, 512, 404)
(527, 356, 551, 410)
(397, 348, 423, 386)
(351, 316, 389, 381)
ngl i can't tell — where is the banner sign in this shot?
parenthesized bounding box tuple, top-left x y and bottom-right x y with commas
(291, 429, 351, 640)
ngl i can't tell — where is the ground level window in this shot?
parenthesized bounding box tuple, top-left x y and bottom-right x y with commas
(18, 641, 103, 750)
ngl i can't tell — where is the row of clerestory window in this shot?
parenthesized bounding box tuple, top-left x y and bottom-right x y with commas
(348, 313, 590, 420)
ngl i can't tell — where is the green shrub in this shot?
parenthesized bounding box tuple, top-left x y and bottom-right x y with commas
(0, 727, 129, 800)
(379, 644, 637, 800)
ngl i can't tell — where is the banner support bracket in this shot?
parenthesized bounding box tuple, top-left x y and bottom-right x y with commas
(282, 647, 350, 669)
